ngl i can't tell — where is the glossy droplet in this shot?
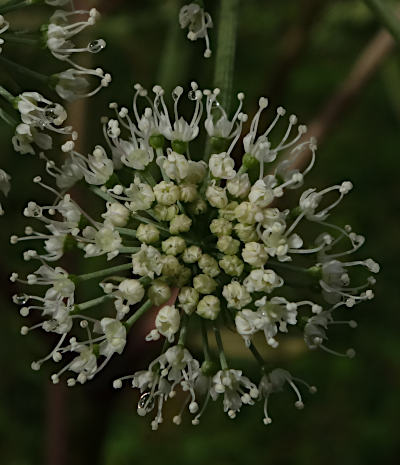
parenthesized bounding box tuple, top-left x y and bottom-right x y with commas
(88, 39, 106, 54)
(14, 294, 29, 305)
(138, 392, 154, 412)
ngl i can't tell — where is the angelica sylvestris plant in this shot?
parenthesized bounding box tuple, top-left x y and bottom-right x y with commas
(11, 79, 379, 429)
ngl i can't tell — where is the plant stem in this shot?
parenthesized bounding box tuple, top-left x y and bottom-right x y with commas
(0, 55, 48, 83)
(248, 342, 265, 367)
(125, 299, 153, 328)
(213, 0, 240, 114)
(72, 294, 113, 314)
(0, 107, 17, 125)
(0, 84, 15, 104)
(200, 319, 211, 361)
(72, 263, 133, 283)
(178, 314, 188, 345)
(213, 326, 228, 370)
(364, 0, 400, 45)
(118, 246, 140, 254)
(1, 33, 38, 45)
(115, 227, 137, 238)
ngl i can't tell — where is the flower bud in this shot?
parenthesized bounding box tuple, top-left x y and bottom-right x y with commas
(219, 255, 244, 277)
(175, 267, 192, 287)
(148, 279, 171, 306)
(187, 198, 207, 215)
(198, 254, 220, 277)
(206, 184, 228, 209)
(242, 242, 268, 267)
(178, 286, 199, 314)
(248, 180, 274, 207)
(118, 279, 145, 305)
(153, 204, 179, 222)
(222, 281, 251, 309)
(210, 218, 232, 236)
(153, 181, 180, 206)
(234, 223, 258, 242)
(193, 274, 217, 294)
(136, 223, 160, 244)
(162, 236, 186, 256)
(209, 152, 236, 179)
(182, 245, 202, 264)
(179, 183, 198, 203)
(102, 201, 129, 227)
(155, 305, 180, 342)
(235, 201, 258, 224)
(219, 201, 238, 221)
(226, 173, 251, 198)
(169, 214, 192, 234)
(161, 255, 182, 277)
(196, 295, 220, 320)
(217, 235, 240, 255)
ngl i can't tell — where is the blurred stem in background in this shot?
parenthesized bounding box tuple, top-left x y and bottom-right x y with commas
(213, 0, 239, 115)
(157, 0, 189, 94)
(364, 0, 400, 45)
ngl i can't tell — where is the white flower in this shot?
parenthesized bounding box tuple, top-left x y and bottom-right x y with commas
(69, 345, 97, 381)
(132, 244, 163, 279)
(155, 305, 180, 342)
(179, 183, 198, 202)
(226, 173, 251, 198)
(83, 224, 121, 260)
(119, 139, 153, 170)
(206, 184, 228, 208)
(243, 269, 283, 293)
(248, 180, 274, 208)
(179, 3, 213, 58)
(234, 223, 258, 243)
(196, 295, 220, 320)
(82, 146, 113, 185)
(99, 318, 127, 357)
(209, 152, 236, 179)
(124, 177, 155, 212)
(211, 370, 258, 418)
(242, 242, 268, 267)
(185, 160, 207, 184)
(222, 281, 251, 309)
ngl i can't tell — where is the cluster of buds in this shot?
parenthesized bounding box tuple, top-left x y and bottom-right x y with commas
(11, 83, 379, 428)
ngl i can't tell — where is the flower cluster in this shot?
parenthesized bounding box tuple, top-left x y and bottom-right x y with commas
(11, 83, 379, 428)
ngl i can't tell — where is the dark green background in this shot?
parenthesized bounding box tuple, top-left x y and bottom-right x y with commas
(0, 1, 399, 464)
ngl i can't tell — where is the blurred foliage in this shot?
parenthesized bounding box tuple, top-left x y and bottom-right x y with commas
(0, 0, 399, 464)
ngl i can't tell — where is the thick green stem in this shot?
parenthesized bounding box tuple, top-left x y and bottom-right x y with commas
(0, 55, 48, 83)
(213, 326, 228, 370)
(125, 299, 153, 328)
(364, 0, 400, 45)
(213, 0, 240, 114)
(72, 263, 133, 283)
(0, 85, 15, 104)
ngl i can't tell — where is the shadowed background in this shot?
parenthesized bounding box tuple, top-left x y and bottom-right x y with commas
(0, 1, 399, 464)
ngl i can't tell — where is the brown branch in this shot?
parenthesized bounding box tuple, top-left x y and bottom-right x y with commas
(288, 28, 395, 171)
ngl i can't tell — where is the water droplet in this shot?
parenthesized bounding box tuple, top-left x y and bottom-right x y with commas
(88, 39, 106, 54)
(138, 392, 154, 412)
(13, 294, 29, 305)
